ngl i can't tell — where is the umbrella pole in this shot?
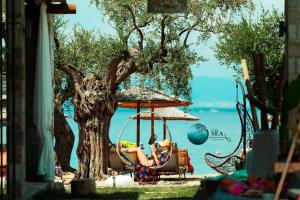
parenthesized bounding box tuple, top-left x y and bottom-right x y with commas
(163, 118, 166, 140)
(137, 101, 140, 147)
(151, 105, 154, 139)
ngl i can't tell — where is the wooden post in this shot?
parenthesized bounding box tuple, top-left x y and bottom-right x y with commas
(47, 3, 76, 14)
(252, 54, 268, 130)
(136, 102, 140, 147)
(241, 59, 259, 131)
(274, 130, 299, 200)
(163, 118, 167, 140)
(7, 0, 26, 197)
(151, 105, 154, 139)
(272, 61, 286, 129)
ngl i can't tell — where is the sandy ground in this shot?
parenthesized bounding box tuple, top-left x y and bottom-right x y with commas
(56, 172, 219, 189)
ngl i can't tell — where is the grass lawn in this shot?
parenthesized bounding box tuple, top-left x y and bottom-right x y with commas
(34, 186, 200, 200)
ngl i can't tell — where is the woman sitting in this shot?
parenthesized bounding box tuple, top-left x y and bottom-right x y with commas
(121, 139, 171, 167)
(121, 139, 171, 183)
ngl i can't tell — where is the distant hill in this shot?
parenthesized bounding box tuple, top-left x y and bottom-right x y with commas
(190, 77, 237, 109)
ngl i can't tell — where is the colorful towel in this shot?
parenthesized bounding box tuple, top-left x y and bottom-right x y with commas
(187, 156, 194, 174)
(157, 151, 169, 166)
(130, 163, 158, 183)
(120, 140, 137, 148)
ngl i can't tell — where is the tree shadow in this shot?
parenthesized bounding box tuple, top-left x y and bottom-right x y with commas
(33, 190, 139, 200)
(193, 188, 207, 200)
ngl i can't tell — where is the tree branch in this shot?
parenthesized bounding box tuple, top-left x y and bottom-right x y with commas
(107, 57, 125, 90)
(178, 21, 200, 37)
(160, 16, 168, 52)
(57, 64, 84, 97)
(114, 60, 138, 88)
(184, 30, 192, 46)
(54, 87, 73, 108)
(177, 21, 218, 46)
(107, 48, 140, 91)
(125, 17, 153, 45)
(271, 58, 286, 129)
(123, 4, 144, 50)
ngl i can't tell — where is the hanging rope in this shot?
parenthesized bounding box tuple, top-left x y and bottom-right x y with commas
(147, 62, 153, 105)
(236, 80, 239, 103)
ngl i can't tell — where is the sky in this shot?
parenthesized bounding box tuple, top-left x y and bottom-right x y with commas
(65, 0, 284, 80)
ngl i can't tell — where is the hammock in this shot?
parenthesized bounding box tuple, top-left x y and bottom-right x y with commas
(204, 81, 254, 174)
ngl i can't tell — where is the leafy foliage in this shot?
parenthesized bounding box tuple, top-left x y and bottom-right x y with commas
(214, 8, 284, 100)
(55, 1, 254, 101)
(88, 0, 253, 100)
(54, 16, 73, 106)
(54, 17, 127, 105)
(56, 28, 127, 77)
(53, 1, 255, 178)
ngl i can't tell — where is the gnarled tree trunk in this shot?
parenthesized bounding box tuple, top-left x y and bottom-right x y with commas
(54, 104, 75, 171)
(77, 110, 113, 179)
(59, 50, 139, 180)
(73, 76, 117, 180)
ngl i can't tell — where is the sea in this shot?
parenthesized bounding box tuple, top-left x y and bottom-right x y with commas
(66, 107, 242, 176)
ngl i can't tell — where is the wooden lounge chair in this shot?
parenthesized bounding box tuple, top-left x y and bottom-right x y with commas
(109, 147, 138, 172)
(177, 148, 190, 178)
(156, 144, 180, 175)
(155, 144, 191, 179)
(109, 143, 191, 179)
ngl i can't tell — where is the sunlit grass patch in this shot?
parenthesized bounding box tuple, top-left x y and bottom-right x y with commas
(34, 186, 199, 200)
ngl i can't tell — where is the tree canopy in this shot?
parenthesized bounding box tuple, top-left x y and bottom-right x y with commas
(55, 0, 254, 102)
(214, 8, 284, 99)
(53, 0, 255, 179)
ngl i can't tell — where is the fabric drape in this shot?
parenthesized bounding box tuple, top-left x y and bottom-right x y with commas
(33, 3, 55, 180)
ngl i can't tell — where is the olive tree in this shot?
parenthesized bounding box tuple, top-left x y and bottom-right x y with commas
(53, 16, 75, 171)
(214, 8, 284, 128)
(56, 0, 253, 179)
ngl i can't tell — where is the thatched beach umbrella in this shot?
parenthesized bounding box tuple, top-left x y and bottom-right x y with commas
(117, 87, 191, 146)
(133, 107, 199, 140)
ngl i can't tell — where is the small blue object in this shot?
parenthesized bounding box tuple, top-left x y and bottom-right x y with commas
(187, 123, 209, 145)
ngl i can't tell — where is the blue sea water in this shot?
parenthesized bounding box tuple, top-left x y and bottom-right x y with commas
(67, 107, 242, 175)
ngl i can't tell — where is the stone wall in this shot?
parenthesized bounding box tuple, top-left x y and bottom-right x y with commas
(281, 0, 300, 155)
(287, 0, 300, 82)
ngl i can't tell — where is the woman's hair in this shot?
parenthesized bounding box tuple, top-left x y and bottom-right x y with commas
(163, 145, 170, 150)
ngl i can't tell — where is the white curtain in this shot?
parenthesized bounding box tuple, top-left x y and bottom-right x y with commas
(33, 3, 55, 180)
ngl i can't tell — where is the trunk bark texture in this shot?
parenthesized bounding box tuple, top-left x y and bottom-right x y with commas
(54, 104, 75, 171)
(252, 53, 269, 130)
(59, 50, 139, 180)
(74, 76, 116, 180)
